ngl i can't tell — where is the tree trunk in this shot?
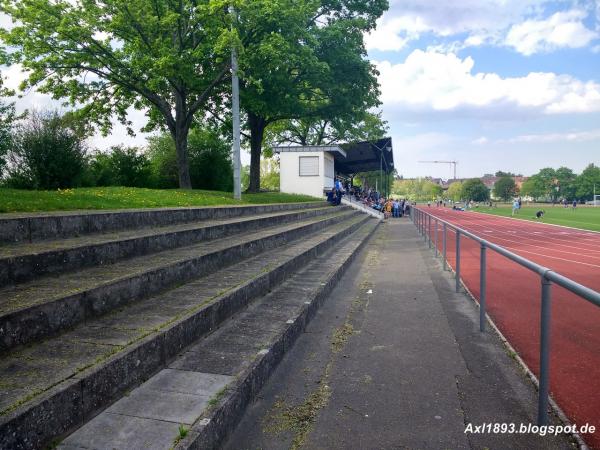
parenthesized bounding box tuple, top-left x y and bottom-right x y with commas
(248, 112, 266, 193)
(173, 124, 192, 189)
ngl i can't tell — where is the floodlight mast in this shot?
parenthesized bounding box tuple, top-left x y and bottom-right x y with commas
(418, 160, 458, 179)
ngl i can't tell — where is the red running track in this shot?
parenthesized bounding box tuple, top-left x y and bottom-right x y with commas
(417, 207, 600, 449)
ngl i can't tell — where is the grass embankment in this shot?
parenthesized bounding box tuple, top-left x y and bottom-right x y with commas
(475, 204, 600, 232)
(0, 187, 321, 213)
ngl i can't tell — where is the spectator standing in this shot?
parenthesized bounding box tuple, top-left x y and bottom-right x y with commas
(512, 198, 519, 216)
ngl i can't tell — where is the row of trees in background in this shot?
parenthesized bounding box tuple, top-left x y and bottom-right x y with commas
(392, 178, 443, 200)
(0, 0, 388, 192)
(520, 166, 599, 202)
(0, 110, 233, 191)
(392, 164, 600, 204)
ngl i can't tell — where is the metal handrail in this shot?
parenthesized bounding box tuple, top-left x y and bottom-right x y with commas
(410, 206, 600, 427)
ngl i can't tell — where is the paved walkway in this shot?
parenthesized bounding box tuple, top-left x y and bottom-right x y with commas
(224, 219, 575, 450)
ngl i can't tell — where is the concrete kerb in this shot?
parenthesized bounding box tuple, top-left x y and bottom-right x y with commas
(0, 205, 343, 286)
(0, 202, 328, 244)
(421, 226, 590, 450)
(0, 215, 372, 450)
(175, 220, 379, 450)
(0, 209, 357, 353)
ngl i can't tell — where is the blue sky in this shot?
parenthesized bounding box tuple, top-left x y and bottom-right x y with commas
(367, 0, 600, 179)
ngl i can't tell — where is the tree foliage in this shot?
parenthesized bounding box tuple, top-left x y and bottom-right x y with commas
(88, 146, 153, 187)
(446, 181, 463, 202)
(5, 110, 87, 189)
(1, 0, 234, 188)
(461, 178, 489, 202)
(146, 127, 233, 191)
(259, 157, 279, 191)
(392, 178, 442, 200)
(575, 164, 600, 200)
(267, 112, 387, 147)
(1, 0, 389, 191)
(493, 176, 516, 201)
(0, 74, 21, 178)
(239, 0, 387, 191)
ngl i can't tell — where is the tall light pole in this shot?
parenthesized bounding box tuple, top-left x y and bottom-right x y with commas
(231, 7, 241, 200)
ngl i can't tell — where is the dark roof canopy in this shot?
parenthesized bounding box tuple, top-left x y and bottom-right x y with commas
(273, 137, 394, 177)
(334, 137, 394, 176)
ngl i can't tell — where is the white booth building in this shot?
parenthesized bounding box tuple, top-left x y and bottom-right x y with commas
(276, 146, 347, 199)
(274, 138, 394, 201)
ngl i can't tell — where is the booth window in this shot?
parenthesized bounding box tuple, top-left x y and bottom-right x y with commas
(299, 156, 319, 176)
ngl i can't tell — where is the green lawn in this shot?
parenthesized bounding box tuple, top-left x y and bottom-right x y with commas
(474, 204, 600, 232)
(0, 187, 322, 213)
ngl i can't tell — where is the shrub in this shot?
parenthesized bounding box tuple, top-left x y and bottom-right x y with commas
(106, 146, 153, 187)
(5, 110, 87, 189)
(147, 128, 233, 191)
(87, 146, 153, 188)
(0, 101, 18, 180)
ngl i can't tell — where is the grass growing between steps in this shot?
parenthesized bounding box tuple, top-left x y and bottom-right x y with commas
(0, 187, 321, 213)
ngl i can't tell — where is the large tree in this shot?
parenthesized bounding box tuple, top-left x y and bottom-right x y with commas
(447, 181, 463, 202)
(239, 0, 387, 191)
(536, 167, 560, 201)
(493, 176, 516, 201)
(575, 163, 600, 201)
(555, 166, 577, 200)
(520, 175, 546, 201)
(1, 0, 234, 188)
(461, 178, 490, 202)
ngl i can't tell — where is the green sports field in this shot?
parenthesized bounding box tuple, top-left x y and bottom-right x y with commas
(474, 204, 600, 232)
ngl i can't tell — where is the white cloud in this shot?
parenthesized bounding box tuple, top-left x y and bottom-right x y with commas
(473, 137, 489, 144)
(365, 18, 414, 51)
(366, 0, 548, 51)
(506, 9, 598, 55)
(502, 129, 600, 143)
(375, 50, 600, 117)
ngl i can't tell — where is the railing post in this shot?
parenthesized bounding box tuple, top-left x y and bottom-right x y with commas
(428, 214, 432, 248)
(479, 243, 487, 332)
(455, 230, 461, 293)
(442, 223, 447, 270)
(538, 276, 552, 426)
(434, 219, 438, 257)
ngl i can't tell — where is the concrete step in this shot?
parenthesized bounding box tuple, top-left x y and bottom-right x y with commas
(0, 209, 357, 353)
(0, 214, 376, 450)
(0, 202, 328, 244)
(0, 205, 340, 286)
(58, 218, 379, 450)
